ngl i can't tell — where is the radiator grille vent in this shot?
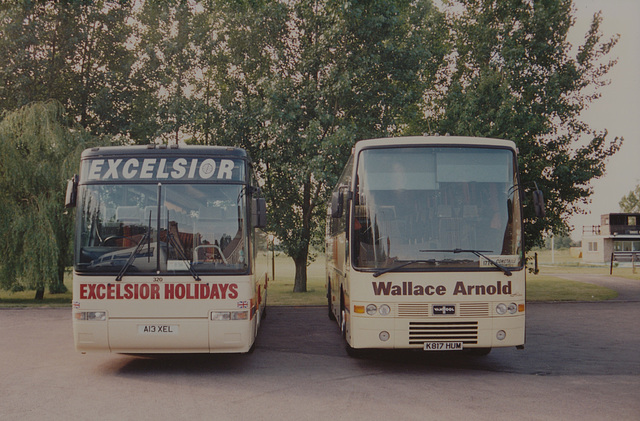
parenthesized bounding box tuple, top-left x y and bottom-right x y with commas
(409, 321, 478, 345)
(397, 303, 429, 317)
(459, 303, 490, 317)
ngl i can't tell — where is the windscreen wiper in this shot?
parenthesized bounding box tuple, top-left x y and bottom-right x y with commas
(166, 229, 201, 281)
(115, 232, 150, 282)
(420, 248, 512, 276)
(372, 259, 436, 278)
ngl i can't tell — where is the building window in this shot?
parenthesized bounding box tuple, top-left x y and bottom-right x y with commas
(613, 241, 640, 252)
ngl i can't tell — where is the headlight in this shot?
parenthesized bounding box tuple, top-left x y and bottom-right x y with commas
(508, 303, 518, 314)
(378, 304, 391, 316)
(211, 311, 248, 321)
(496, 303, 507, 315)
(74, 311, 107, 321)
(366, 304, 377, 315)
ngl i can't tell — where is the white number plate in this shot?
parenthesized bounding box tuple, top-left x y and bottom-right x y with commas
(423, 341, 464, 351)
(138, 325, 178, 335)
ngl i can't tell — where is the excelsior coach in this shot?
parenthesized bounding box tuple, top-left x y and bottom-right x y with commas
(66, 145, 268, 353)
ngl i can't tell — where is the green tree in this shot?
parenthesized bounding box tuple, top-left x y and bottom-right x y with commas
(0, 0, 156, 142)
(421, 0, 622, 248)
(619, 185, 640, 212)
(0, 102, 90, 298)
(134, 0, 200, 144)
(205, 0, 447, 291)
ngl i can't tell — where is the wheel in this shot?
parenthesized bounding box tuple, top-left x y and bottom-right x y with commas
(338, 291, 347, 337)
(327, 284, 336, 321)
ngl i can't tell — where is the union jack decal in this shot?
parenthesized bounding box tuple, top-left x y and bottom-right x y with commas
(237, 300, 248, 309)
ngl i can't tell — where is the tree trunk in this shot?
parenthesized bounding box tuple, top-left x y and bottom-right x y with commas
(34, 287, 45, 300)
(49, 264, 68, 294)
(293, 255, 308, 292)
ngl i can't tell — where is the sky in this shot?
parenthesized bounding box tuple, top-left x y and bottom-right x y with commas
(568, 0, 640, 239)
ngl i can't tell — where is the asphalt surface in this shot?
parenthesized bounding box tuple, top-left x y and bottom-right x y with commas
(1, 274, 639, 420)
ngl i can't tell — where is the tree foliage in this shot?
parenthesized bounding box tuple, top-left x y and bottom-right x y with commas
(420, 0, 621, 247)
(0, 0, 156, 142)
(0, 0, 622, 293)
(203, 0, 447, 291)
(619, 185, 640, 213)
(0, 102, 90, 296)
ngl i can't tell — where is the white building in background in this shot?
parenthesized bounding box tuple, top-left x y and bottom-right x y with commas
(581, 213, 640, 263)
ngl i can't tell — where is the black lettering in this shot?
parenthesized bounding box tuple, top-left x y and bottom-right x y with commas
(372, 282, 392, 296)
(469, 284, 486, 295)
(502, 281, 512, 294)
(453, 281, 466, 295)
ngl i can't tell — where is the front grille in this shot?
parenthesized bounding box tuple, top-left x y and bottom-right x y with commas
(459, 302, 490, 317)
(397, 303, 490, 318)
(409, 321, 478, 345)
(398, 303, 430, 317)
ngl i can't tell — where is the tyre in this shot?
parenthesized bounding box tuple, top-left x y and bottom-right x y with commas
(327, 284, 336, 321)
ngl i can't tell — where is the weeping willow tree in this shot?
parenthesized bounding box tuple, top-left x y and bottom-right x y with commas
(0, 102, 89, 298)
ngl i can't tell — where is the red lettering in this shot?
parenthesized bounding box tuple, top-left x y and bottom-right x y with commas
(186, 283, 196, 299)
(175, 284, 185, 299)
(124, 283, 133, 299)
(80, 284, 88, 299)
(93, 284, 103, 300)
(88, 284, 98, 299)
(209, 284, 220, 299)
(219, 283, 229, 299)
(228, 284, 238, 299)
(165, 283, 174, 299)
(151, 284, 160, 299)
(140, 284, 150, 299)
(200, 284, 210, 299)
(116, 283, 124, 299)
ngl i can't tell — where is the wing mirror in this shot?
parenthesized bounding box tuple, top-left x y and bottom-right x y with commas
(65, 175, 78, 208)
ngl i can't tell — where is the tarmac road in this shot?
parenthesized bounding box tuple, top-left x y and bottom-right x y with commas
(1, 274, 639, 420)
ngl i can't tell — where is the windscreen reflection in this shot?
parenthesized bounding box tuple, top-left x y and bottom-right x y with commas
(76, 183, 248, 275)
(353, 147, 522, 271)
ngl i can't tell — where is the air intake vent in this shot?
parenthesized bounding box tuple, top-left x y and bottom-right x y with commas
(459, 302, 490, 317)
(409, 321, 478, 345)
(398, 303, 429, 317)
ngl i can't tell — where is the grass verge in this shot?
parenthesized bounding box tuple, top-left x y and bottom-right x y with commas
(0, 250, 628, 307)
